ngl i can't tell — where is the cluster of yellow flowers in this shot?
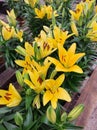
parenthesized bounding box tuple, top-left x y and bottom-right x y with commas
(70, 0, 97, 41)
(0, 0, 97, 120)
(0, 9, 23, 42)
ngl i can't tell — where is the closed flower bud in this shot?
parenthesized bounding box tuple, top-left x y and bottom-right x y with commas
(14, 112, 23, 126)
(32, 95, 40, 109)
(16, 70, 24, 87)
(71, 21, 79, 36)
(26, 88, 32, 95)
(62, 8, 65, 18)
(15, 46, 26, 56)
(46, 106, 56, 124)
(50, 70, 57, 79)
(61, 111, 67, 122)
(67, 104, 84, 121)
(23, 73, 29, 80)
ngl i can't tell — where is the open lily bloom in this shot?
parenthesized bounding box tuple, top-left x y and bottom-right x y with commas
(25, 42, 34, 57)
(35, 5, 58, 19)
(14, 30, 23, 42)
(24, 0, 37, 8)
(44, 5, 58, 19)
(24, 59, 51, 93)
(24, 41, 55, 60)
(48, 43, 85, 73)
(43, 74, 71, 109)
(24, 69, 45, 94)
(86, 21, 97, 41)
(0, 20, 15, 40)
(35, 30, 48, 46)
(69, 2, 83, 21)
(35, 6, 46, 19)
(38, 41, 56, 60)
(0, 83, 22, 107)
(48, 26, 74, 48)
(2, 26, 15, 40)
(0, 20, 23, 41)
(15, 55, 34, 75)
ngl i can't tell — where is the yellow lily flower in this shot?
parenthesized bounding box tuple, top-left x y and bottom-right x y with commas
(2, 26, 15, 41)
(24, 59, 51, 93)
(48, 43, 85, 73)
(69, 2, 83, 21)
(48, 26, 74, 48)
(43, 74, 71, 109)
(35, 5, 58, 19)
(0, 20, 15, 40)
(35, 6, 46, 19)
(15, 55, 34, 75)
(25, 42, 34, 57)
(7, 9, 16, 26)
(34, 30, 56, 59)
(25, 41, 55, 60)
(32, 58, 51, 79)
(86, 21, 97, 41)
(14, 30, 23, 42)
(44, 5, 58, 19)
(0, 83, 22, 107)
(35, 30, 47, 46)
(24, 70, 45, 93)
(24, 0, 37, 7)
(38, 41, 56, 60)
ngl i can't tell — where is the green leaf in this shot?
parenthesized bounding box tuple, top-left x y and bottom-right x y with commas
(3, 122, 19, 130)
(0, 107, 11, 115)
(25, 94, 33, 110)
(23, 107, 33, 130)
(14, 112, 23, 126)
(4, 113, 15, 122)
(0, 124, 6, 130)
(63, 123, 83, 129)
(40, 115, 49, 125)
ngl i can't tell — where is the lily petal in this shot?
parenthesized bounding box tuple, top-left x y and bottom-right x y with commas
(43, 90, 53, 106)
(24, 79, 35, 90)
(51, 96, 58, 109)
(56, 87, 71, 102)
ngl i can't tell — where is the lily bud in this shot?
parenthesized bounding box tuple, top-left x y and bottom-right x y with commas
(62, 8, 65, 18)
(32, 95, 40, 109)
(71, 21, 79, 36)
(61, 111, 67, 122)
(67, 104, 84, 121)
(23, 73, 29, 80)
(15, 46, 26, 56)
(7, 9, 16, 26)
(50, 70, 57, 79)
(46, 106, 56, 124)
(26, 88, 32, 95)
(16, 70, 24, 87)
(14, 112, 23, 126)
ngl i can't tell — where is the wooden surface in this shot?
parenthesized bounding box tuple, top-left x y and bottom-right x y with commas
(76, 66, 97, 130)
(0, 67, 16, 89)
